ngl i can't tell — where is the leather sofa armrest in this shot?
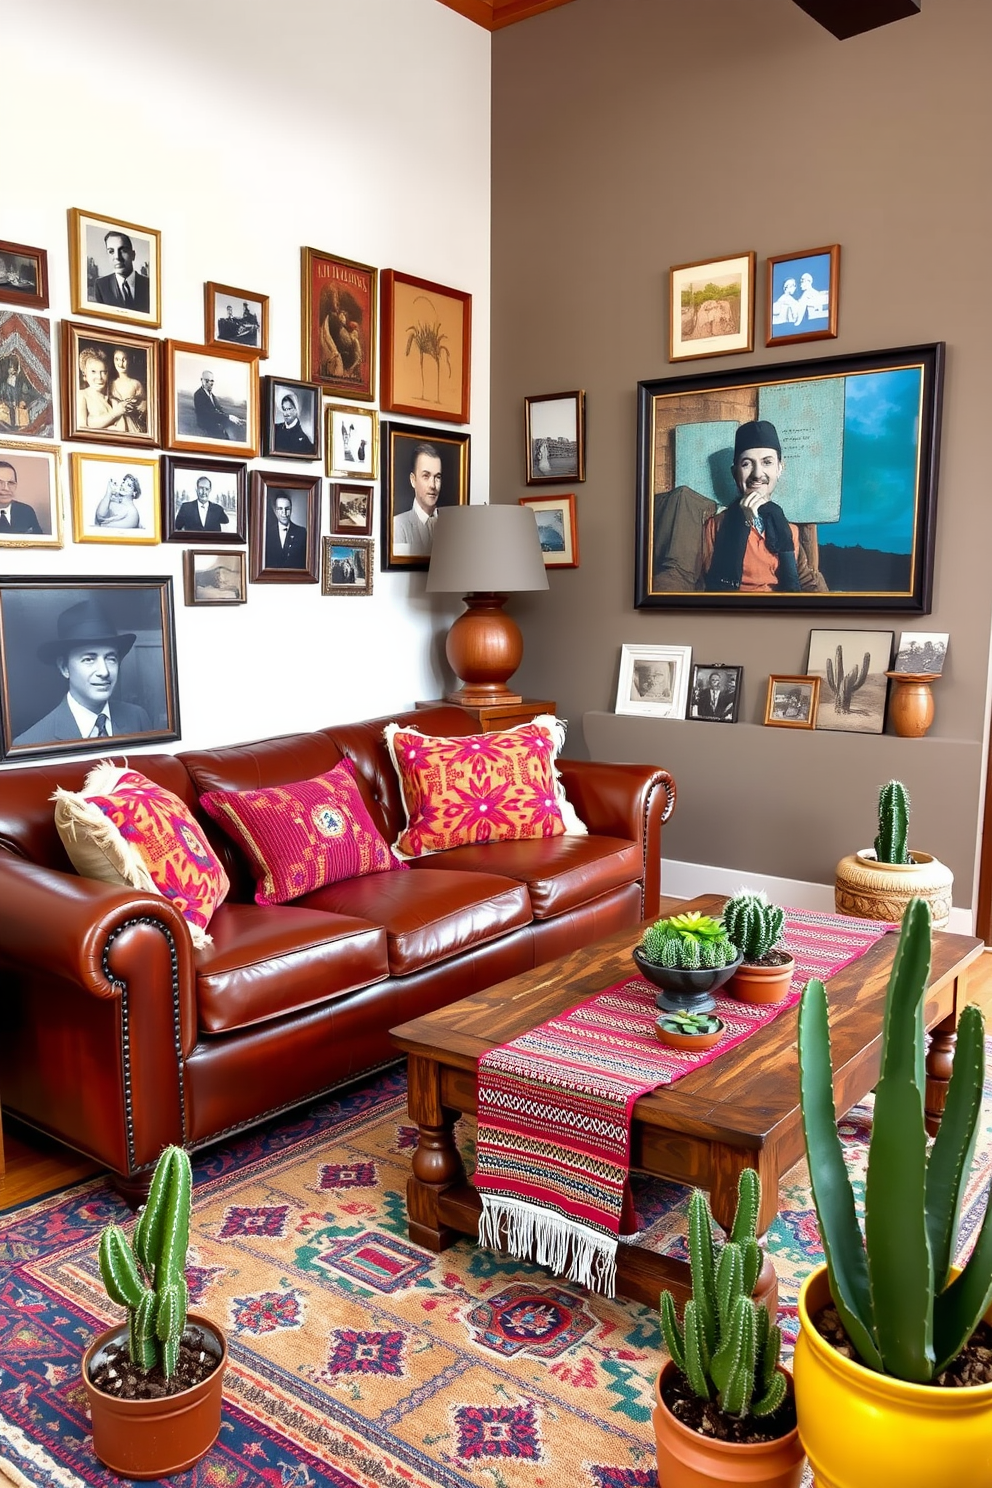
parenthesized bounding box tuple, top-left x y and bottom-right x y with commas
(556, 760, 676, 919)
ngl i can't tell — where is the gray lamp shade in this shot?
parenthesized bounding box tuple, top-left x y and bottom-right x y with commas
(426, 504, 549, 594)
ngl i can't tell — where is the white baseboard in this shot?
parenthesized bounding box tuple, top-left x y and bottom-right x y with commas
(661, 858, 976, 938)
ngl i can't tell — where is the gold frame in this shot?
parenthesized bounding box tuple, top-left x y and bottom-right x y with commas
(764, 674, 820, 729)
(322, 536, 374, 596)
(204, 281, 269, 358)
(69, 451, 161, 544)
(669, 250, 755, 363)
(163, 339, 259, 458)
(301, 247, 377, 400)
(68, 207, 162, 328)
(325, 403, 379, 479)
(0, 440, 63, 548)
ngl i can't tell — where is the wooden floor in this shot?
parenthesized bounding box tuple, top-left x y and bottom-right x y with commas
(3, 936, 991, 1213)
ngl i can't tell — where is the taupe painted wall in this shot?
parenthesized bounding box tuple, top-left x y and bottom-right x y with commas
(491, 0, 992, 904)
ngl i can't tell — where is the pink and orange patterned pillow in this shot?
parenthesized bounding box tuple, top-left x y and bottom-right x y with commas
(53, 762, 230, 948)
(199, 756, 407, 906)
(384, 714, 586, 860)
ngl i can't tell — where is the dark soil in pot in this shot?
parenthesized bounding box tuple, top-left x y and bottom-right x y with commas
(814, 1303, 992, 1388)
(88, 1322, 222, 1401)
(743, 949, 793, 968)
(660, 1366, 798, 1444)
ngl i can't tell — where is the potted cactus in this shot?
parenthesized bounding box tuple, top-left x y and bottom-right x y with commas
(81, 1145, 227, 1479)
(795, 897, 992, 1488)
(834, 779, 954, 927)
(655, 1008, 726, 1051)
(722, 891, 794, 1004)
(633, 910, 741, 1015)
(653, 1169, 805, 1488)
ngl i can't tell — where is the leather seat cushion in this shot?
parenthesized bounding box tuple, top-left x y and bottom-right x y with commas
(410, 835, 642, 919)
(196, 901, 388, 1034)
(296, 868, 532, 977)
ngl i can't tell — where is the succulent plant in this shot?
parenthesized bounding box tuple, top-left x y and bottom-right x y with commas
(98, 1145, 192, 1379)
(660, 1169, 786, 1419)
(799, 896, 992, 1382)
(659, 1011, 723, 1036)
(874, 779, 911, 866)
(721, 891, 785, 963)
(641, 914, 738, 971)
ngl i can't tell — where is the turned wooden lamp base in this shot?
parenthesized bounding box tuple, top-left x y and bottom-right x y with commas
(444, 593, 524, 707)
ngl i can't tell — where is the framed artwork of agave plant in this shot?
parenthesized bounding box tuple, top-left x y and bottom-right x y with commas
(380, 270, 471, 425)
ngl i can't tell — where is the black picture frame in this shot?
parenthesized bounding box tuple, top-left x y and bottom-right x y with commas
(686, 663, 742, 723)
(635, 343, 944, 613)
(381, 420, 470, 572)
(0, 576, 180, 762)
(262, 376, 321, 461)
(160, 455, 247, 543)
(249, 470, 321, 584)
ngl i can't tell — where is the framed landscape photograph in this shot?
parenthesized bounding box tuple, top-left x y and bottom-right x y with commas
(380, 269, 471, 424)
(636, 343, 944, 613)
(183, 550, 246, 606)
(0, 576, 180, 761)
(322, 536, 373, 597)
(205, 282, 268, 357)
(519, 493, 578, 568)
(525, 390, 585, 484)
(765, 675, 819, 728)
(670, 251, 755, 362)
(163, 340, 258, 459)
(61, 320, 159, 448)
(892, 631, 948, 675)
(249, 470, 320, 584)
(69, 452, 160, 544)
(0, 311, 54, 438)
(615, 642, 692, 719)
(381, 420, 470, 572)
(767, 245, 840, 347)
(68, 208, 161, 327)
(262, 376, 320, 461)
(301, 247, 376, 401)
(806, 628, 894, 734)
(687, 663, 742, 723)
(0, 240, 48, 311)
(326, 403, 378, 479)
(160, 455, 246, 543)
(0, 441, 63, 548)
(330, 483, 373, 536)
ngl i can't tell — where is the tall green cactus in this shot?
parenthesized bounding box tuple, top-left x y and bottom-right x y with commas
(798, 897, 992, 1381)
(874, 779, 911, 865)
(722, 891, 784, 963)
(98, 1145, 192, 1379)
(660, 1170, 786, 1420)
(824, 645, 870, 714)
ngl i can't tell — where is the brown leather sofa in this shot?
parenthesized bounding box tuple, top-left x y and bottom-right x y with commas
(0, 705, 674, 1198)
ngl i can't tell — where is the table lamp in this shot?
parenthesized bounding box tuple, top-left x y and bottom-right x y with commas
(426, 503, 549, 706)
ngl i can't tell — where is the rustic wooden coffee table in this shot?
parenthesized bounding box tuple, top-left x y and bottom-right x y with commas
(391, 894, 983, 1309)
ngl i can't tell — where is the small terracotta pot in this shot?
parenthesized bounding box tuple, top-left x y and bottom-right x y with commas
(655, 1018, 725, 1051)
(81, 1313, 227, 1480)
(727, 957, 795, 1005)
(653, 1360, 806, 1488)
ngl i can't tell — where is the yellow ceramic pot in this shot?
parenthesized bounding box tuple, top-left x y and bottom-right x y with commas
(794, 1266, 992, 1488)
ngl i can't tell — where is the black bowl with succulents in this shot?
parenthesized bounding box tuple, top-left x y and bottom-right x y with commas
(633, 911, 742, 1014)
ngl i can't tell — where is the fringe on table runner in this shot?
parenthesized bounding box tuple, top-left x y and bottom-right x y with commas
(478, 1192, 619, 1296)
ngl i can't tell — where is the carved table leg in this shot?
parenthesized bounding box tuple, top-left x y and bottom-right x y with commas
(926, 1013, 957, 1137)
(406, 1054, 465, 1252)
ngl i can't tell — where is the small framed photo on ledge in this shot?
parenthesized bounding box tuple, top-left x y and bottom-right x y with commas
(766, 245, 840, 347)
(764, 675, 819, 729)
(687, 663, 741, 723)
(892, 631, 948, 675)
(615, 643, 692, 719)
(519, 493, 578, 568)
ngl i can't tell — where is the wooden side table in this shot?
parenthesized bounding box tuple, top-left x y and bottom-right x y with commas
(416, 699, 556, 733)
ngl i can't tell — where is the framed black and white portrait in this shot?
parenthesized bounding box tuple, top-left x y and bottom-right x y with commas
(68, 209, 161, 328)
(183, 550, 247, 607)
(687, 663, 742, 723)
(249, 471, 320, 584)
(0, 577, 180, 762)
(0, 441, 63, 548)
(160, 455, 247, 544)
(1, 311, 54, 439)
(205, 282, 268, 358)
(615, 643, 692, 719)
(262, 377, 320, 461)
(381, 420, 470, 572)
(164, 340, 259, 459)
(61, 320, 159, 449)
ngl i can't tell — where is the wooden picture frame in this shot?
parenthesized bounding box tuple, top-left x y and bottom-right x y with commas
(0, 240, 49, 311)
(61, 320, 160, 449)
(69, 451, 161, 544)
(249, 470, 320, 584)
(160, 455, 247, 544)
(325, 403, 378, 479)
(615, 643, 692, 719)
(164, 339, 258, 458)
(0, 575, 180, 761)
(262, 376, 321, 461)
(687, 663, 742, 723)
(68, 208, 161, 327)
(764, 675, 819, 728)
(380, 269, 471, 424)
(301, 247, 376, 401)
(767, 245, 840, 347)
(519, 493, 578, 568)
(669, 251, 755, 362)
(636, 343, 944, 613)
(183, 550, 247, 606)
(0, 441, 63, 548)
(806, 628, 894, 734)
(525, 391, 585, 484)
(322, 536, 373, 596)
(204, 282, 268, 358)
(1, 310, 54, 438)
(381, 420, 471, 572)
(330, 483, 373, 536)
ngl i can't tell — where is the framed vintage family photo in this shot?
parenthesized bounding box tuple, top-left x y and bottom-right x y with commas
(764, 675, 819, 729)
(381, 420, 471, 572)
(61, 320, 159, 448)
(525, 391, 585, 484)
(0, 441, 63, 548)
(1, 311, 54, 439)
(69, 452, 161, 544)
(330, 483, 373, 536)
(636, 343, 944, 613)
(615, 643, 692, 719)
(519, 493, 579, 568)
(68, 208, 161, 328)
(183, 550, 247, 606)
(249, 471, 320, 584)
(322, 537, 373, 597)
(160, 455, 247, 543)
(380, 269, 471, 425)
(687, 663, 742, 723)
(0, 576, 180, 761)
(205, 282, 268, 357)
(163, 340, 259, 459)
(325, 403, 378, 479)
(767, 245, 840, 347)
(262, 377, 320, 461)
(670, 251, 755, 362)
(806, 628, 894, 735)
(301, 248, 376, 401)
(0, 240, 49, 311)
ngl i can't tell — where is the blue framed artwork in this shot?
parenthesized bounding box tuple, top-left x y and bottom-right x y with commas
(766, 244, 840, 347)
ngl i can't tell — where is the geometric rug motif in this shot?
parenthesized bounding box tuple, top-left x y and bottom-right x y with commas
(2, 1045, 992, 1488)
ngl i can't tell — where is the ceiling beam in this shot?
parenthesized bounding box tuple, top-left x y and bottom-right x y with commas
(435, 0, 577, 30)
(790, 0, 921, 40)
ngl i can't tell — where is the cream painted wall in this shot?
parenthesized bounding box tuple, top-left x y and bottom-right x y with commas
(2, 0, 490, 754)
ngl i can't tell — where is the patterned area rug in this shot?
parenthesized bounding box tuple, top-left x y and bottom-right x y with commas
(2, 1051, 992, 1488)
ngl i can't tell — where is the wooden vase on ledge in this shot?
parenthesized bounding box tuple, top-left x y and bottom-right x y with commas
(885, 672, 940, 738)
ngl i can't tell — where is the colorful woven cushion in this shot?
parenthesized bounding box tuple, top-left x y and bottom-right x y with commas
(384, 714, 587, 860)
(53, 762, 230, 949)
(199, 756, 406, 906)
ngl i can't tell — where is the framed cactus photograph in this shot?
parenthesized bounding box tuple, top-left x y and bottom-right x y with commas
(806, 627, 894, 734)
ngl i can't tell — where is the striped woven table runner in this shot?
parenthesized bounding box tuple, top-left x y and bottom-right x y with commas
(475, 908, 894, 1296)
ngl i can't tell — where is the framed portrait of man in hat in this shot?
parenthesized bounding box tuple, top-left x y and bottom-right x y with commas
(0, 577, 180, 761)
